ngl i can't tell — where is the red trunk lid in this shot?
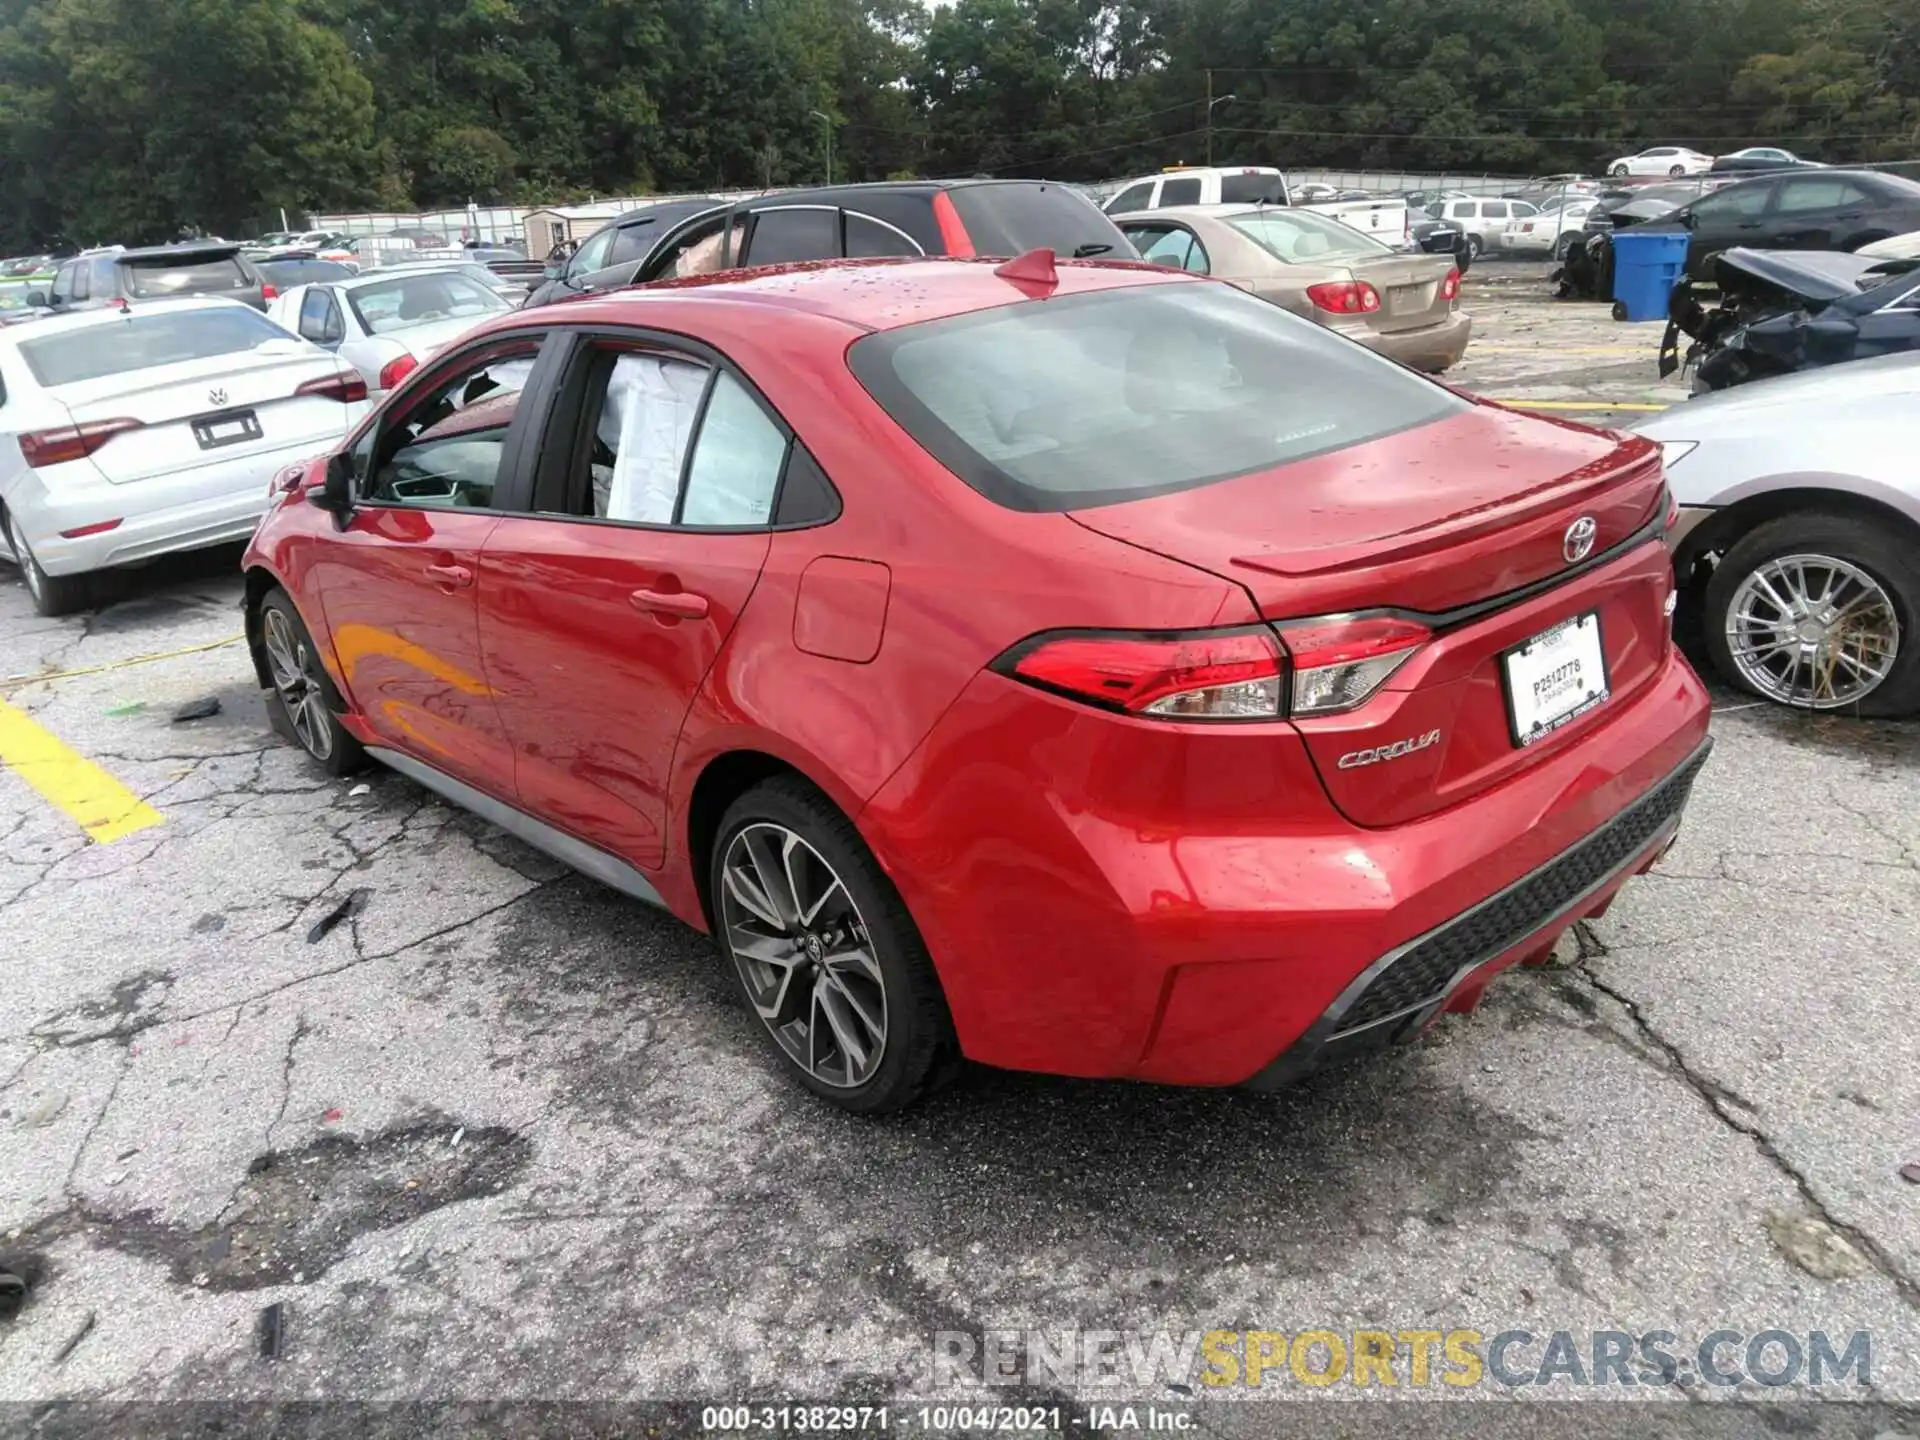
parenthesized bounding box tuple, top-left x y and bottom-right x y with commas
(1069, 404, 1674, 827)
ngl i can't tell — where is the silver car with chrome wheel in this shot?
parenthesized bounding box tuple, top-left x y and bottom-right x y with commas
(1636, 350, 1920, 715)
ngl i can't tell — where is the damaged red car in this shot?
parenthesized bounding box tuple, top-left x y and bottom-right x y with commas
(241, 254, 1712, 1112)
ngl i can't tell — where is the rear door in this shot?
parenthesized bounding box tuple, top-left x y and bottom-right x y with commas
(310, 332, 555, 793)
(475, 330, 811, 867)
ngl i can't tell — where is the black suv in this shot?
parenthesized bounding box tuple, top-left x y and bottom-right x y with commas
(37, 243, 271, 313)
(522, 179, 1135, 309)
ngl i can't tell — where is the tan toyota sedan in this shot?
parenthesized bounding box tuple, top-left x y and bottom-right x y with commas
(1115, 204, 1472, 372)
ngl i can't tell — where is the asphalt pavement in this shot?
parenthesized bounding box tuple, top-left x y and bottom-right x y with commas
(1, 271, 1916, 1436)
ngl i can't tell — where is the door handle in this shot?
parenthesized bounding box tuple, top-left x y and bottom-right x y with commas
(425, 561, 473, 587)
(630, 587, 709, 619)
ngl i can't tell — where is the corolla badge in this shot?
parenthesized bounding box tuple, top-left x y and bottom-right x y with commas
(1563, 515, 1598, 563)
(208, 386, 228, 407)
(1337, 729, 1442, 769)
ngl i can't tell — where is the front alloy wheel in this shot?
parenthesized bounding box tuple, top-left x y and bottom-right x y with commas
(263, 605, 336, 760)
(258, 591, 365, 774)
(1704, 512, 1920, 717)
(1723, 555, 1898, 709)
(721, 823, 887, 1089)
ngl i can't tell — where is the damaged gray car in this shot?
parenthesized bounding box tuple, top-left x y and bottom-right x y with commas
(1661, 247, 1920, 391)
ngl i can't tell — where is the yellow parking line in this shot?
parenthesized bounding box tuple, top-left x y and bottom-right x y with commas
(0, 696, 163, 843)
(0, 634, 244, 690)
(1487, 399, 1671, 412)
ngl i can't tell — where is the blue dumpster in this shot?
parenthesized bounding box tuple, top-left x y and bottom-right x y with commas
(1609, 231, 1691, 321)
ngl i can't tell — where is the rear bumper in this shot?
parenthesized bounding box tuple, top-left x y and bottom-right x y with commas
(1244, 735, 1710, 1088)
(2, 435, 347, 577)
(1350, 310, 1473, 372)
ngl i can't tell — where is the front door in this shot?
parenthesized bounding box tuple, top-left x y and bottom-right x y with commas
(310, 334, 552, 797)
(477, 335, 797, 868)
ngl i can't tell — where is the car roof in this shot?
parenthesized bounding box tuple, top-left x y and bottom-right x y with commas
(504, 255, 1180, 336)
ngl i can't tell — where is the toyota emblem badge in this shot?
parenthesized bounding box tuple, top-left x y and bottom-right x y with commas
(1563, 516, 1597, 564)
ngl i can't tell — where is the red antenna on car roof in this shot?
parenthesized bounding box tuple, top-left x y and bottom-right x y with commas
(993, 247, 1058, 296)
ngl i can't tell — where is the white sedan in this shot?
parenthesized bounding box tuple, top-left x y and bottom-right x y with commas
(1636, 351, 1920, 715)
(1501, 200, 1598, 257)
(1607, 146, 1715, 178)
(0, 299, 369, 615)
(269, 267, 514, 396)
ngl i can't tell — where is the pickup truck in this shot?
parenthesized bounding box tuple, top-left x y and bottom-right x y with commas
(1102, 167, 1415, 248)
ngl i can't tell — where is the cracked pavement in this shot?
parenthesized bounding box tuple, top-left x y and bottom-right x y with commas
(1, 292, 1918, 1434)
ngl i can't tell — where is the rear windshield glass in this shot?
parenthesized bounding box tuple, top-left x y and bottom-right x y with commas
(849, 281, 1466, 511)
(20, 307, 291, 387)
(1219, 173, 1287, 204)
(121, 256, 253, 298)
(945, 183, 1135, 260)
(345, 272, 508, 335)
(1229, 210, 1391, 263)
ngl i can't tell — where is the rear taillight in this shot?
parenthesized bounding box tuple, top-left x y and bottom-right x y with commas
(261, 283, 279, 301)
(18, 418, 144, 469)
(1439, 267, 1461, 302)
(1660, 481, 1679, 531)
(378, 354, 418, 390)
(1305, 281, 1381, 315)
(1273, 614, 1431, 716)
(994, 615, 1432, 721)
(996, 628, 1285, 721)
(296, 372, 369, 404)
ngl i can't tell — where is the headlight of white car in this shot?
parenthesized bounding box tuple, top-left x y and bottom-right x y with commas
(1658, 440, 1697, 468)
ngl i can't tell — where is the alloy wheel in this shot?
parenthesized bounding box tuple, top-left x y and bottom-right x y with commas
(262, 606, 335, 760)
(719, 822, 886, 1089)
(6, 514, 42, 603)
(1725, 553, 1900, 709)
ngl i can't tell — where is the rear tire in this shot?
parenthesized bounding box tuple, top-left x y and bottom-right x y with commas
(1668, 165, 1686, 177)
(710, 776, 957, 1114)
(259, 589, 366, 775)
(1466, 234, 1483, 259)
(1703, 512, 1920, 716)
(3, 507, 92, 618)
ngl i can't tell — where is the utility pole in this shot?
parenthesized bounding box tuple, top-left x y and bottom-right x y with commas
(1204, 75, 1236, 167)
(810, 110, 834, 186)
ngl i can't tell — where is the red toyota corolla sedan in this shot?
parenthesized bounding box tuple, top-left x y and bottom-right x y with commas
(242, 253, 1712, 1112)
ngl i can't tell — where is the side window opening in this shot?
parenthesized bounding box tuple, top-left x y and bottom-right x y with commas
(1158, 177, 1204, 207)
(367, 345, 541, 509)
(575, 349, 713, 524)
